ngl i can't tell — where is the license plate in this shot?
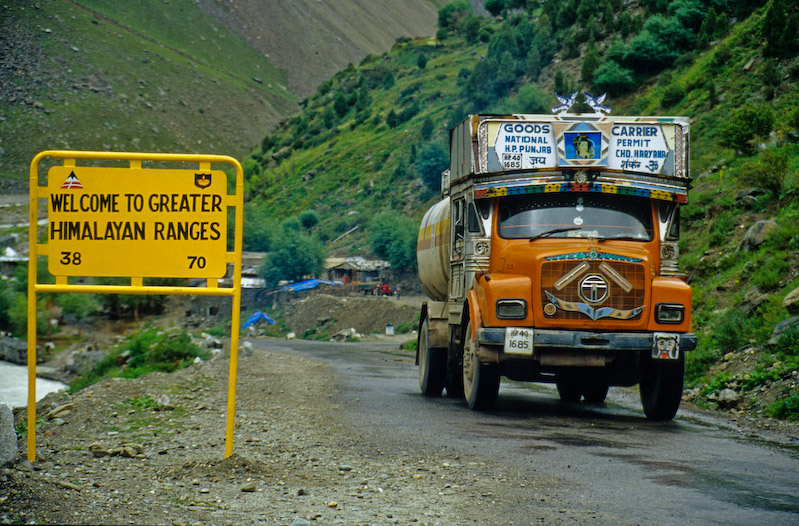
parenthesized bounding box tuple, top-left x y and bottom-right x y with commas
(504, 327, 533, 355)
(652, 333, 680, 360)
(502, 153, 522, 169)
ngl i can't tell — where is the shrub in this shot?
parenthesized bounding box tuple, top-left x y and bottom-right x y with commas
(751, 252, 789, 290)
(720, 104, 775, 155)
(711, 308, 749, 351)
(417, 141, 449, 192)
(710, 210, 735, 246)
(485, 0, 506, 17)
(593, 60, 636, 95)
(438, 0, 472, 31)
(581, 40, 600, 85)
(768, 394, 799, 421)
(243, 202, 279, 252)
(369, 212, 418, 271)
(507, 84, 548, 114)
(464, 16, 481, 43)
(623, 15, 694, 73)
(260, 219, 326, 287)
(420, 117, 435, 141)
(737, 148, 788, 195)
(661, 83, 686, 107)
(386, 109, 399, 128)
(70, 328, 208, 392)
(685, 338, 719, 385)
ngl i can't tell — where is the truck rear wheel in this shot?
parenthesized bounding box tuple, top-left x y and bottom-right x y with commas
(462, 321, 500, 410)
(419, 318, 446, 397)
(639, 354, 685, 421)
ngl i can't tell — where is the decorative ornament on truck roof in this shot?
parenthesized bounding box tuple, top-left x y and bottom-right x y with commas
(551, 92, 577, 114)
(550, 92, 612, 115)
(584, 92, 611, 115)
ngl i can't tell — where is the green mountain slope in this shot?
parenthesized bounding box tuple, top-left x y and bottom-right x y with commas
(0, 0, 446, 182)
(246, 0, 799, 420)
(1, 0, 292, 180)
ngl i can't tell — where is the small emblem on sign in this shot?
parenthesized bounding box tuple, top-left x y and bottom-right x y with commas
(195, 173, 212, 189)
(61, 171, 83, 189)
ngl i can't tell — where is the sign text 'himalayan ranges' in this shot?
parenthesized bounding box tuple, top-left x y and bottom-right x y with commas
(47, 166, 227, 278)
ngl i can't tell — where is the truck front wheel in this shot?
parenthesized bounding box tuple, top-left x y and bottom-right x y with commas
(556, 381, 582, 403)
(419, 318, 446, 397)
(639, 354, 685, 421)
(462, 321, 500, 410)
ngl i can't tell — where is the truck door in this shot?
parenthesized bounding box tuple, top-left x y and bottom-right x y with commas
(464, 198, 491, 295)
(450, 197, 465, 301)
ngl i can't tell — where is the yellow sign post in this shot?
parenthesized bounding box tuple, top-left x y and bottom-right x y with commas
(28, 150, 244, 461)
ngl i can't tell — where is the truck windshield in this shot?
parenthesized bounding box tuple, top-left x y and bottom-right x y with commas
(498, 193, 653, 241)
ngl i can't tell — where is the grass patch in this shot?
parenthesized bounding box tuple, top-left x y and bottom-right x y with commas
(768, 394, 799, 421)
(400, 338, 417, 352)
(69, 327, 208, 393)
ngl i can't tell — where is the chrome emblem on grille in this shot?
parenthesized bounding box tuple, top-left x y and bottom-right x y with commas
(578, 275, 608, 305)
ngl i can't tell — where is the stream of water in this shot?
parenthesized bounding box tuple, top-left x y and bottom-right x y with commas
(0, 361, 66, 409)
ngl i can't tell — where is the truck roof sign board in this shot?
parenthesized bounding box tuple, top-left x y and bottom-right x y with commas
(47, 165, 227, 278)
(472, 115, 688, 181)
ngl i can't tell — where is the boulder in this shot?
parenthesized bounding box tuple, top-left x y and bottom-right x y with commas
(332, 328, 360, 342)
(0, 404, 16, 466)
(239, 341, 253, 358)
(740, 287, 768, 311)
(0, 337, 28, 365)
(716, 388, 743, 409)
(782, 286, 799, 313)
(735, 188, 766, 209)
(740, 219, 777, 252)
(768, 316, 799, 345)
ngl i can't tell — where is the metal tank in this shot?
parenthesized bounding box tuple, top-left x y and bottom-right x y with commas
(416, 197, 450, 301)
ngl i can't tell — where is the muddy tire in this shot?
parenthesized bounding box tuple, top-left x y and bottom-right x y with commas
(445, 326, 464, 398)
(556, 381, 582, 403)
(583, 383, 609, 404)
(640, 354, 685, 421)
(462, 321, 500, 410)
(418, 318, 446, 397)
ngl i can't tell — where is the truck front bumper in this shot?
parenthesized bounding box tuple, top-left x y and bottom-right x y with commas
(476, 327, 697, 353)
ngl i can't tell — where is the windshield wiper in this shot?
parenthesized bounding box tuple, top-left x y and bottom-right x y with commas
(529, 227, 581, 242)
(598, 234, 647, 242)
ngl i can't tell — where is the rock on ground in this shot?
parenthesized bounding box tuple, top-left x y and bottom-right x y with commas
(0, 404, 16, 466)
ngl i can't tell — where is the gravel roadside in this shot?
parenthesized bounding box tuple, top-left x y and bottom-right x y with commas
(2, 341, 509, 526)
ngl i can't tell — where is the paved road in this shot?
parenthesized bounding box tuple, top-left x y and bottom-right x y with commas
(251, 337, 799, 526)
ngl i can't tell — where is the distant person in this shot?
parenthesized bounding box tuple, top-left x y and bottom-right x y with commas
(395, 285, 401, 299)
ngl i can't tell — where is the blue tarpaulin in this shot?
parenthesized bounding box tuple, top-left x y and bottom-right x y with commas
(279, 279, 339, 292)
(242, 311, 276, 329)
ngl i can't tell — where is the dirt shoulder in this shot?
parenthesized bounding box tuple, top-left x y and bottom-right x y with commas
(1, 341, 494, 526)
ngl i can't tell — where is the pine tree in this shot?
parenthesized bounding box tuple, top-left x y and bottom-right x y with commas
(554, 68, 566, 95)
(582, 40, 600, 85)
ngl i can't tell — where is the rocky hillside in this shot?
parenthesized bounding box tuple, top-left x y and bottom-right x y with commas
(241, 0, 799, 422)
(0, 0, 447, 181)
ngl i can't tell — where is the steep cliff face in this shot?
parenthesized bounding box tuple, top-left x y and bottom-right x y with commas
(0, 0, 446, 179)
(195, 0, 445, 97)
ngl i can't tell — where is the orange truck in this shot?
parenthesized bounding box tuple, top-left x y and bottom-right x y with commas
(416, 112, 695, 420)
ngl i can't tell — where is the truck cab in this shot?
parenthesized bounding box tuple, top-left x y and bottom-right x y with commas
(416, 113, 695, 420)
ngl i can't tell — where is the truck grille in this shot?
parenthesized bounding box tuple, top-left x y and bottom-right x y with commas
(541, 259, 646, 322)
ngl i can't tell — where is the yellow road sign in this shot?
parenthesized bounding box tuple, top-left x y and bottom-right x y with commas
(47, 166, 228, 278)
(28, 150, 245, 462)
